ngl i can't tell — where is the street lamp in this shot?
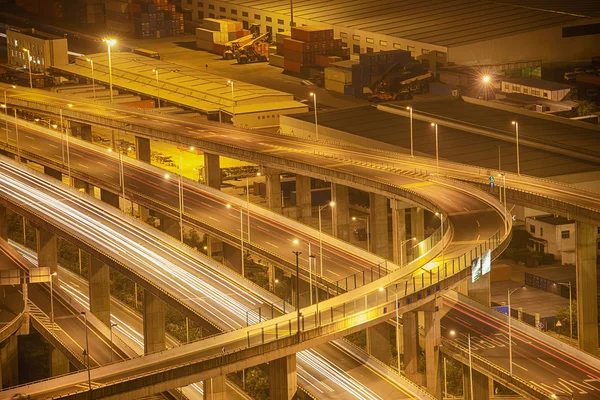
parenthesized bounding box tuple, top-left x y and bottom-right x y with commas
(227, 203, 245, 277)
(431, 122, 439, 173)
(310, 92, 318, 141)
(556, 282, 573, 340)
(406, 106, 413, 157)
(103, 38, 116, 103)
(482, 75, 491, 101)
(435, 212, 445, 273)
(246, 171, 261, 242)
(293, 238, 318, 309)
(86, 58, 96, 101)
(400, 237, 416, 267)
(23, 48, 32, 89)
(318, 201, 334, 276)
(178, 146, 195, 241)
(49, 271, 58, 329)
(511, 121, 520, 176)
(449, 330, 473, 400)
(110, 322, 118, 362)
(352, 215, 370, 252)
(81, 311, 92, 397)
(152, 69, 161, 109)
(227, 79, 235, 122)
(508, 285, 525, 375)
(292, 248, 301, 341)
(2, 85, 15, 144)
(64, 104, 73, 183)
(13, 109, 20, 162)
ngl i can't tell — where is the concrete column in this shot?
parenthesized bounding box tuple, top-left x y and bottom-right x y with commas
(467, 272, 491, 307)
(100, 189, 120, 209)
(203, 153, 221, 189)
(403, 311, 422, 384)
(143, 290, 166, 354)
(369, 193, 389, 258)
(205, 234, 213, 258)
(331, 184, 350, 241)
(70, 121, 92, 142)
(411, 207, 425, 242)
(135, 136, 151, 163)
(391, 199, 407, 265)
(295, 175, 312, 225)
(89, 257, 111, 327)
(0, 205, 8, 241)
(366, 323, 391, 364)
(159, 214, 180, 240)
(222, 242, 242, 275)
(73, 178, 93, 195)
(423, 298, 441, 398)
(36, 227, 58, 280)
(0, 335, 19, 389)
(576, 222, 598, 355)
(265, 168, 282, 214)
(269, 354, 297, 400)
(139, 204, 151, 223)
(44, 166, 62, 181)
(50, 346, 70, 376)
(463, 365, 489, 400)
(203, 375, 226, 400)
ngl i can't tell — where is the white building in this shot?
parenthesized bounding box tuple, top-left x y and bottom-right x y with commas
(6, 27, 68, 73)
(501, 78, 575, 102)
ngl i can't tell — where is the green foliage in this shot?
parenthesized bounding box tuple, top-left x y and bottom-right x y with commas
(576, 100, 599, 117)
(345, 330, 366, 350)
(57, 238, 80, 275)
(183, 228, 207, 253)
(228, 368, 269, 400)
(555, 300, 577, 338)
(443, 357, 463, 396)
(165, 304, 203, 343)
(109, 269, 140, 311)
(7, 209, 24, 244)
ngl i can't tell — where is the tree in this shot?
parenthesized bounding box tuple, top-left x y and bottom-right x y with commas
(555, 300, 577, 339)
(575, 100, 599, 117)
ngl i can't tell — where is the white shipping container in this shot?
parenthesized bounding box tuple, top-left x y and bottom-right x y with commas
(325, 79, 345, 93)
(203, 18, 228, 32)
(325, 67, 352, 84)
(276, 31, 291, 44)
(270, 54, 285, 68)
(196, 39, 215, 51)
(196, 28, 220, 42)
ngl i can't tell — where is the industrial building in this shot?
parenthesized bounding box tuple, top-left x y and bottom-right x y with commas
(6, 26, 68, 73)
(183, 0, 600, 65)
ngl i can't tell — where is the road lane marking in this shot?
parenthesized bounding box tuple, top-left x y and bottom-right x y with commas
(48, 143, 58, 148)
(476, 234, 480, 241)
(463, 207, 469, 212)
(556, 379, 575, 394)
(476, 220, 481, 227)
(265, 241, 279, 248)
(456, 317, 472, 326)
(96, 161, 108, 167)
(30, 146, 41, 150)
(78, 163, 89, 169)
(513, 362, 527, 371)
(570, 379, 594, 392)
(537, 357, 556, 368)
(327, 269, 340, 277)
(208, 216, 220, 222)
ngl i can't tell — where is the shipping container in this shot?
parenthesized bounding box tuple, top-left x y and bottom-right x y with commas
(196, 39, 214, 51)
(325, 79, 345, 93)
(283, 38, 308, 53)
(284, 59, 302, 74)
(270, 54, 285, 68)
(203, 17, 228, 32)
(291, 26, 333, 42)
(325, 67, 352, 84)
(276, 31, 291, 44)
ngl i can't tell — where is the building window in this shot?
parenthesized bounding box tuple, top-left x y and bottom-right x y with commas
(220, 15, 226, 18)
(353, 35, 360, 41)
(380, 40, 387, 46)
(422, 48, 429, 54)
(254, 14, 260, 19)
(198, 2, 203, 6)
(353, 44, 360, 53)
(523, 87, 528, 94)
(209, 13, 214, 18)
(242, 11, 248, 17)
(512, 85, 520, 92)
(366, 37, 374, 44)
(278, 28, 284, 32)
(407, 45, 415, 54)
(504, 83, 509, 91)
(530, 225, 536, 234)
(561, 230, 570, 239)
(219, 6, 225, 12)
(277, 19, 284, 24)
(266, 26, 272, 33)
(540, 227, 544, 237)
(266, 16, 272, 22)
(393, 43, 401, 50)
(340, 32, 348, 38)
(208, 4, 214, 9)
(366, 47, 373, 53)
(187, 0, 192, 5)
(231, 9, 237, 14)
(543, 91, 549, 98)
(341, 41, 347, 47)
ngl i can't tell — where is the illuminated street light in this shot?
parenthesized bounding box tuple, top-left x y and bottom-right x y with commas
(400, 237, 416, 267)
(23, 48, 32, 89)
(318, 201, 334, 276)
(431, 122, 439, 173)
(511, 121, 520, 176)
(103, 39, 116, 103)
(86, 58, 96, 101)
(152, 69, 161, 109)
(406, 106, 413, 157)
(508, 285, 525, 375)
(310, 92, 319, 140)
(482, 75, 491, 101)
(449, 329, 473, 400)
(352, 215, 370, 252)
(227, 79, 235, 122)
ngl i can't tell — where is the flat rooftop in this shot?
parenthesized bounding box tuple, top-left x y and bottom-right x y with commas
(502, 77, 575, 91)
(285, 98, 600, 179)
(223, 0, 593, 47)
(8, 26, 63, 41)
(528, 215, 575, 225)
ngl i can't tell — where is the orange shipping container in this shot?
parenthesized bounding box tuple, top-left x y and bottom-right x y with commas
(285, 49, 311, 64)
(291, 26, 333, 42)
(284, 59, 301, 74)
(283, 38, 307, 53)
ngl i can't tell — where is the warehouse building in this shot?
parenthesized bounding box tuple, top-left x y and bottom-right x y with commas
(6, 27, 68, 73)
(183, 0, 600, 66)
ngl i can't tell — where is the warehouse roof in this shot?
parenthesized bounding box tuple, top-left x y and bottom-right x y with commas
(53, 52, 305, 114)
(224, 0, 594, 47)
(502, 78, 575, 91)
(284, 99, 600, 178)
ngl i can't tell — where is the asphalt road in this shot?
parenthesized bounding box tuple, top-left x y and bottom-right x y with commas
(442, 297, 600, 400)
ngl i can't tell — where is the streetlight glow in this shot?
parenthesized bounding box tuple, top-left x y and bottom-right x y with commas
(482, 75, 490, 83)
(293, 238, 299, 245)
(164, 173, 170, 179)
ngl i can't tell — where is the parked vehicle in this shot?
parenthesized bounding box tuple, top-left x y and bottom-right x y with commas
(564, 72, 576, 81)
(574, 67, 586, 74)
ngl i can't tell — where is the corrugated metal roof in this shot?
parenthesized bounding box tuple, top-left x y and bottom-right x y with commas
(224, 0, 590, 47)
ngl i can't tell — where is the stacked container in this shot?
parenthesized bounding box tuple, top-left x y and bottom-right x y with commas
(104, 0, 184, 39)
(350, 50, 412, 95)
(196, 18, 246, 53)
(324, 60, 357, 93)
(282, 26, 343, 74)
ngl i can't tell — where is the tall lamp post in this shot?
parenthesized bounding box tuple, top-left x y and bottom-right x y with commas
(430, 122, 439, 173)
(511, 121, 520, 176)
(352, 216, 370, 252)
(152, 68, 161, 109)
(450, 330, 473, 400)
(292, 249, 301, 341)
(49, 271, 58, 330)
(435, 212, 445, 272)
(103, 39, 116, 103)
(23, 48, 33, 89)
(508, 285, 525, 375)
(81, 311, 92, 398)
(227, 79, 235, 123)
(110, 322, 118, 362)
(310, 92, 319, 141)
(406, 106, 414, 157)
(400, 237, 416, 267)
(2, 85, 16, 143)
(86, 59, 96, 101)
(556, 282, 573, 340)
(482, 75, 491, 101)
(227, 203, 245, 277)
(318, 201, 334, 276)
(178, 146, 195, 241)
(246, 171, 261, 242)
(13, 109, 20, 162)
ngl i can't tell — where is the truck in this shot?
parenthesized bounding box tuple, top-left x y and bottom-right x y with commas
(236, 32, 270, 64)
(223, 34, 254, 59)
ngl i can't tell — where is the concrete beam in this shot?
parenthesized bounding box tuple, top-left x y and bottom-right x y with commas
(89, 257, 111, 327)
(73, 178, 94, 196)
(411, 207, 425, 242)
(366, 323, 391, 364)
(203, 153, 221, 189)
(269, 354, 297, 400)
(576, 221, 598, 355)
(100, 189, 120, 209)
(369, 193, 389, 258)
(264, 168, 282, 214)
(332, 184, 350, 241)
(143, 290, 166, 355)
(424, 298, 441, 398)
(391, 199, 407, 266)
(203, 375, 226, 400)
(463, 364, 489, 400)
(43, 166, 62, 181)
(135, 136, 151, 163)
(36, 227, 58, 279)
(50, 346, 70, 376)
(295, 175, 312, 225)
(0, 205, 8, 241)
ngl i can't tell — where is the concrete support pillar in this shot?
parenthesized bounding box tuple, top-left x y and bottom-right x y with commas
(331, 184, 350, 241)
(576, 221, 598, 355)
(0, 335, 19, 389)
(36, 227, 57, 281)
(89, 257, 111, 326)
(463, 365, 489, 400)
(100, 189, 120, 209)
(135, 136, 151, 163)
(269, 354, 297, 400)
(44, 166, 62, 181)
(73, 178, 93, 195)
(204, 234, 213, 258)
(369, 193, 389, 258)
(0, 205, 8, 241)
(222, 242, 242, 275)
(366, 323, 391, 364)
(159, 214, 180, 240)
(264, 168, 282, 214)
(203, 153, 221, 189)
(143, 290, 166, 355)
(403, 311, 422, 384)
(50, 346, 70, 376)
(70, 121, 92, 142)
(423, 298, 441, 398)
(467, 272, 491, 307)
(139, 204, 151, 223)
(203, 375, 226, 400)
(295, 175, 312, 225)
(391, 199, 407, 265)
(411, 207, 425, 242)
